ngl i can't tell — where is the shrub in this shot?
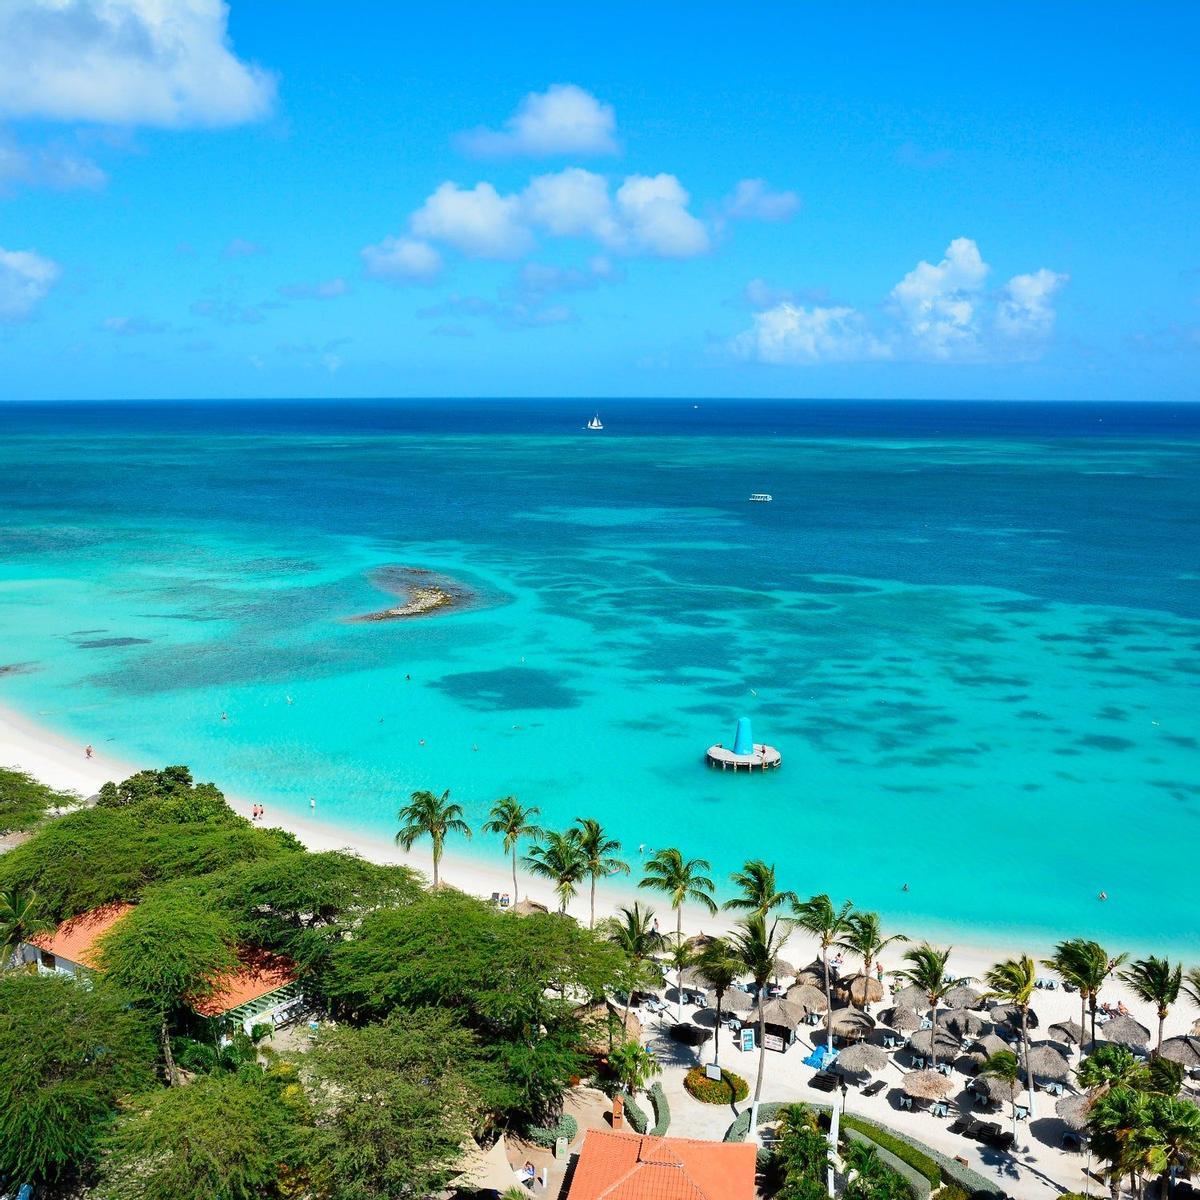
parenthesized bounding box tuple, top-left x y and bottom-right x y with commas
(840, 1115, 940, 1186)
(527, 1113, 578, 1149)
(648, 1082, 670, 1136)
(932, 1188, 971, 1200)
(623, 1092, 648, 1134)
(684, 1066, 749, 1105)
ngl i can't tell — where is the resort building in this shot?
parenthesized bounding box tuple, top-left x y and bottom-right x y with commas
(20, 903, 303, 1034)
(565, 1130, 756, 1200)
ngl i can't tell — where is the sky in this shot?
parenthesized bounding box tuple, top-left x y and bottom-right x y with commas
(0, 1, 1197, 402)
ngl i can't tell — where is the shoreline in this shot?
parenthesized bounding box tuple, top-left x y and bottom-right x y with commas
(1, 700, 1189, 992)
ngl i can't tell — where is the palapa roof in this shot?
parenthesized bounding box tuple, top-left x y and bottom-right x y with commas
(839, 973, 884, 1005)
(721, 988, 753, 1013)
(938, 1008, 987, 1037)
(1026, 1042, 1070, 1081)
(902, 1069, 952, 1100)
(881, 1005, 921, 1033)
(1056, 1092, 1092, 1132)
(893, 983, 929, 1009)
(29, 902, 135, 969)
(943, 984, 983, 1009)
(989, 1003, 1039, 1030)
(786, 983, 828, 1014)
(975, 1033, 1012, 1059)
(747, 997, 804, 1029)
(1048, 1020, 1086, 1046)
(513, 897, 550, 916)
(909, 1027, 960, 1057)
(827, 1006, 876, 1037)
(566, 1129, 756, 1200)
(1160, 1036, 1200, 1067)
(1101, 1015, 1150, 1048)
(977, 1073, 1021, 1104)
(836, 1042, 888, 1074)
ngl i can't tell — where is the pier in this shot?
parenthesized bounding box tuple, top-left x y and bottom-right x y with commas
(705, 716, 781, 772)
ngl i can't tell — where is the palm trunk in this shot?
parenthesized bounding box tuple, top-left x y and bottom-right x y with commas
(750, 1004, 767, 1138)
(1021, 1007, 1035, 1122)
(676, 908, 684, 1022)
(1081, 993, 1088, 1059)
(512, 845, 519, 904)
(1089, 993, 1098, 1046)
(432, 846, 440, 890)
(823, 943, 834, 1051)
(590, 876, 596, 929)
(1157, 1010, 1165, 1053)
(161, 1017, 178, 1087)
(713, 992, 723, 1068)
(930, 998, 939, 1070)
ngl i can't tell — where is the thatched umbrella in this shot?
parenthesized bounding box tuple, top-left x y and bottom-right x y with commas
(944, 984, 983, 1010)
(513, 897, 549, 916)
(990, 1003, 1040, 1031)
(1026, 1042, 1071, 1082)
(678, 966, 711, 992)
(909, 1027, 960, 1058)
(893, 983, 929, 1010)
(975, 1032, 1012, 1059)
(1056, 1092, 1092, 1132)
(955, 1051, 985, 1076)
(903, 1069, 952, 1101)
(938, 1008, 987, 1038)
(1048, 1020, 1086, 1048)
(839, 973, 885, 1007)
(837, 1042, 888, 1076)
(786, 983, 829, 1015)
(1101, 1015, 1151, 1050)
(827, 1007, 876, 1041)
(772, 958, 797, 982)
(683, 933, 717, 952)
(747, 997, 804, 1029)
(880, 1005, 921, 1033)
(722, 987, 754, 1013)
(976, 1073, 1021, 1105)
(1159, 1036, 1200, 1068)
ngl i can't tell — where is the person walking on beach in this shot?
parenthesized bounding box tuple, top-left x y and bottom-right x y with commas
(85, 744, 93, 759)
(310, 796, 315, 812)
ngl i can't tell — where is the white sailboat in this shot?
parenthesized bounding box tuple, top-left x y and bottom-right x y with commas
(586, 413, 604, 430)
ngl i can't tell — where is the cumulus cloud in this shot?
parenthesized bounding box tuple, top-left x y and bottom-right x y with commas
(411, 182, 532, 259)
(732, 303, 889, 364)
(0, 0, 275, 128)
(733, 238, 1066, 365)
(723, 178, 800, 222)
(0, 246, 60, 320)
(278, 278, 348, 300)
(361, 236, 442, 283)
(458, 84, 617, 158)
(614, 174, 710, 257)
(996, 267, 1068, 339)
(523, 167, 617, 239)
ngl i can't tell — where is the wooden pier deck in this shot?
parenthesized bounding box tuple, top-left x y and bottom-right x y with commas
(705, 742, 782, 771)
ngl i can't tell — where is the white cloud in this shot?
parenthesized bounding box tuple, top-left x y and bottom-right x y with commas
(732, 302, 890, 364)
(458, 84, 617, 158)
(0, 0, 275, 128)
(278, 277, 348, 299)
(614, 173, 709, 257)
(0, 131, 107, 193)
(0, 246, 60, 320)
(522, 167, 616, 240)
(889, 237, 990, 358)
(996, 267, 1068, 339)
(411, 182, 531, 259)
(723, 178, 800, 222)
(361, 236, 442, 283)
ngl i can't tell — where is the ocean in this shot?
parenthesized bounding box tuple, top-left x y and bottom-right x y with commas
(1, 399, 1197, 952)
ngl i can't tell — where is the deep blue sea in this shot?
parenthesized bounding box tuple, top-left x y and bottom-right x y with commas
(1, 399, 1197, 951)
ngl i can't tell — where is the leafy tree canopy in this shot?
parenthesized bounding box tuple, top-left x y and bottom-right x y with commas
(0, 972, 156, 1188)
(0, 765, 77, 835)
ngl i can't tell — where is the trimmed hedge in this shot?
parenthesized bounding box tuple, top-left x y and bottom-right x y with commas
(931, 1188, 970, 1200)
(841, 1114, 940, 1187)
(648, 1082, 670, 1136)
(685, 1066, 749, 1105)
(623, 1092, 649, 1134)
(527, 1113, 578, 1149)
(844, 1127, 931, 1199)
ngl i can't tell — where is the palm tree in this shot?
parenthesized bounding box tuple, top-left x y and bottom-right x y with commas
(983, 955, 1038, 1120)
(837, 910, 907, 1010)
(1088, 1085, 1156, 1200)
(1120, 956, 1182, 1053)
(394, 788, 471, 890)
(608, 902, 663, 1028)
(793, 893, 854, 1053)
(0, 888, 50, 968)
(1183, 967, 1200, 1012)
(665, 938, 695, 1023)
(1077, 1043, 1149, 1096)
(980, 1050, 1023, 1147)
(731, 912, 788, 1139)
(482, 796, 542, 904)
(695, 937, 742, 1070)
(896, 944, 953, 1070)
(573, 817, 629, 929)
(639, 848, 718, 946)
(724, 859, 796, 917)
(523, 829, 587, 914)
(1044, 938, 1127, 1046)
(1151, 1094, 1200, 1198)
(609, 1038, 661, 1096)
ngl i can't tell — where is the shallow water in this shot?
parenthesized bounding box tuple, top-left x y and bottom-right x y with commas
(1, 400, 1197, 952)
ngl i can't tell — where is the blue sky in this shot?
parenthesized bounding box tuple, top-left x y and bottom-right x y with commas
(1, 1, 1197, 401)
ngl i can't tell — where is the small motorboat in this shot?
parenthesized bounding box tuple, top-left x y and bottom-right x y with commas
(748, 493, 773, 502)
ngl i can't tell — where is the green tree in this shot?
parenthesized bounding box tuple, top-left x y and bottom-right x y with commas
(696, 936, 742, 1069)
(306, 1008, 493, 1200)
(482, 796, 542, 905)
(0, 972, 156, 1189)
(1120, 956, 1182, 1052)
(573, 817, 629, 929)
(1183, 966, 1200, 1012)
(0, 766, 75, 835)
(724, 859, 796, 917)
(1077, 1043, 1150, 1095)
(98, 888, 239, 1086)
(523, 828, 587, 914)
(96, 1070, 306, 1200)
(837, 910, 907, 1010)
(1044, 938, 1127, 1046)
(1149, 1094, 1200, 1198)
(980, 1049, 1023, 1146)
(792, 893, 854, 1052)
(0, 886, 50, 968)
(770, 1104, 829, 1200)
(608, 901, 663, 1029)
(896, 944, 953, 1070)
(983, 954, 1038, 1120)
(841, 1140, 911, 1200)
(732, 911, 788, 1138)
(394, 788, 470, 890)
(1087, 1085, 1156, 1200)
(609, 1039, 661, 1095)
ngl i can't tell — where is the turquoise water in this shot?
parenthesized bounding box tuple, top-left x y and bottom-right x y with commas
(0, 400, 1197, 952)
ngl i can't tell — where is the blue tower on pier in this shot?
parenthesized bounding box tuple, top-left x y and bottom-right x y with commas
(733, 717, 753, 756)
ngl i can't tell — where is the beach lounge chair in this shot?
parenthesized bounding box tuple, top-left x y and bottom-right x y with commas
(862, 1079, 886, 1097)
(931, 1102, 950, 1118)
(1014, 1104, 1030, 1121)
(898, 1095, 913, 1111)
(810, 1071, 840, 1093)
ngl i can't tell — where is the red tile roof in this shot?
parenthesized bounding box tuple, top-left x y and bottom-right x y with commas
(29, 902, 135, 969)
(566, 1130, 756, 1200)
(191, 948, 297, 1017)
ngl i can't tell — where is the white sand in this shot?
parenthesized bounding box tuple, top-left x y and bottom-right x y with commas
(4, 700, 1198, 1198)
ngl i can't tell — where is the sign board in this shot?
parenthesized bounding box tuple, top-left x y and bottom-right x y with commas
(764, 1032, 785, 1053)
(740, 1026, 756, 1053)
(705, 1063, 723, 1081)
